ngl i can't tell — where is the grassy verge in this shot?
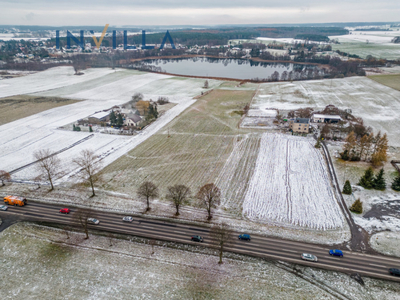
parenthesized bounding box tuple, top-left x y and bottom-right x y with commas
(368, 74, 400, 91)
(0, 95, 80, 125)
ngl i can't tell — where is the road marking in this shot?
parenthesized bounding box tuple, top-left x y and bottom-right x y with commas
(285, 249, 298, 253)
(369, 263, 387, 268)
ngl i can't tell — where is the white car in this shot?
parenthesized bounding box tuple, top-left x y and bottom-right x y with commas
(0, 205, 8, 211)
(87, 218, 100, 225)
(122, 216, 134, 222)
(301, 253, 318, 262)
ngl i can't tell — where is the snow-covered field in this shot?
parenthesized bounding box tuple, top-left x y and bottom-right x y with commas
(243, 134, 344, 230)
(0, 67, 203, 182)
(330, 30, 400, 59)
(370, 231, 400, 258)
(252, 77, 400, 147)
(0, 223, 398, 300)
(0, 67, 117, 98)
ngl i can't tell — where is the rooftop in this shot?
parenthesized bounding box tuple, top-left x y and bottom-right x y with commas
(293, 118, 310, 124)
(312, 114, 341, 120)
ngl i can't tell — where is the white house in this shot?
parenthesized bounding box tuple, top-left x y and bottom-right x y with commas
(311, 114, 342, 123)
(124, 114, 142, 127)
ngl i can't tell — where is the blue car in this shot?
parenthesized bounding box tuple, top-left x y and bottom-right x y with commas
(329, 249, 343, 257)
(238, 234, 251, 241)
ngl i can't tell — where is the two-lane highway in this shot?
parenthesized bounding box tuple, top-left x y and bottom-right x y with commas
(1, 201, 400, 282)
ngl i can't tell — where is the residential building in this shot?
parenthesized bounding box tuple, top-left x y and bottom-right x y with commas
(289, 118, 310, 133)
(124, 114, 142, 127)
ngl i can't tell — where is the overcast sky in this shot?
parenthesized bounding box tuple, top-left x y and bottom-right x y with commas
(0, 0, 399, 26)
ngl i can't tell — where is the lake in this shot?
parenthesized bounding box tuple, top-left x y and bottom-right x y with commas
(131, 57, 323, 80)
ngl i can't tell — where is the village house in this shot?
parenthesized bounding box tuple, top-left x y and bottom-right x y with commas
(124, 114, 142, 127)
(311, 114, 342, 123)
(289, 118, 310, 133)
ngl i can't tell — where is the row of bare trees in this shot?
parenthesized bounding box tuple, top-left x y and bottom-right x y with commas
(0, 149, 102, 197)
(137, 182, 221, 220)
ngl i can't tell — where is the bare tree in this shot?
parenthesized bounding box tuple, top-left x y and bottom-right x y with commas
(196, 183, 221, 220)
(149, 239, 156, 255)
(0, 170, 11, 186)
(166, 184, 191, 216)
(137, 181, 159, 212)
(72, 208, 95, 239)
(131, 92, 143, 103)
(209, 223, 234, 264)
(34, 149, 62, 190)
(73, 149, 102, 197)
(72, 55, 86, 75)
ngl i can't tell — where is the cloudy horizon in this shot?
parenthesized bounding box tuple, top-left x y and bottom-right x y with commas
(0, 1, 399, 26)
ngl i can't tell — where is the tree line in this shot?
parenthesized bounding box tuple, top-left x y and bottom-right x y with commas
(1, 155, 236, 264)
(340, 131, 388, 166)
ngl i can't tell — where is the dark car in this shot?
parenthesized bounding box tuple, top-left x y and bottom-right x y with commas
(238, 234, 251, 241)
(191, 235, 203, 242)
(329, 249, 343, 257)
(59, 208, 71, 214)
(389, 268, 400, 276)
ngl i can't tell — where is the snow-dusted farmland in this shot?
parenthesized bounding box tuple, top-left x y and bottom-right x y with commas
(243, 134, 344, 230)
(0, 67, 203, 182)
(252, 77, 400, 147)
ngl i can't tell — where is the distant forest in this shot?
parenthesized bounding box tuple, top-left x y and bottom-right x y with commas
(120, 27, 349, 46)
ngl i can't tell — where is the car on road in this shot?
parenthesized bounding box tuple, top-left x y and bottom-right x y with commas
(122, 216, 134, 222)
(389, 268, 400, 276)
(329, 249, 343, 257)
(301, 253, 318, 262)
(191, 235, 203, 242)
(238, 234, 251, 241)
(87, 218, 100, 225)
(59, 208, 71, 214)
(0, 205, 8, 211)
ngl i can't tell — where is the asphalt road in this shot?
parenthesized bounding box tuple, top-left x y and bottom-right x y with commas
(1, 201, 400, 282)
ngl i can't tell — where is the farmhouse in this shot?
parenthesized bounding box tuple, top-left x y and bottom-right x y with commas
(78, 111, 109, 125)
(311, 114, 342, 123)
(289, 118, 310, 133)
(124, 114, 142, 127)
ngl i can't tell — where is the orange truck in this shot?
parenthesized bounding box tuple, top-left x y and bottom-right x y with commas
(4, 195, 27, 206)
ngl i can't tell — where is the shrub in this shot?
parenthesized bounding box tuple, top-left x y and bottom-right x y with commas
(157, 96, 170, 105)
(350, 199, 363, 214)
(314, 139, 321, 148)
(342, 180, 352, 195)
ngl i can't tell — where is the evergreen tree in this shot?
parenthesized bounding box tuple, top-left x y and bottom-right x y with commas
(109, 110, 117, 125)
(153, 104, 158, 119)
(350, 198, 363, 214)
(373, 168, 386, 190)
(146, 104, 155, 121)
(342, 180, 352, 195)
(392, 173, 400, 191)
(358, 167, 374, 189)
(117, 113, 124, 127)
